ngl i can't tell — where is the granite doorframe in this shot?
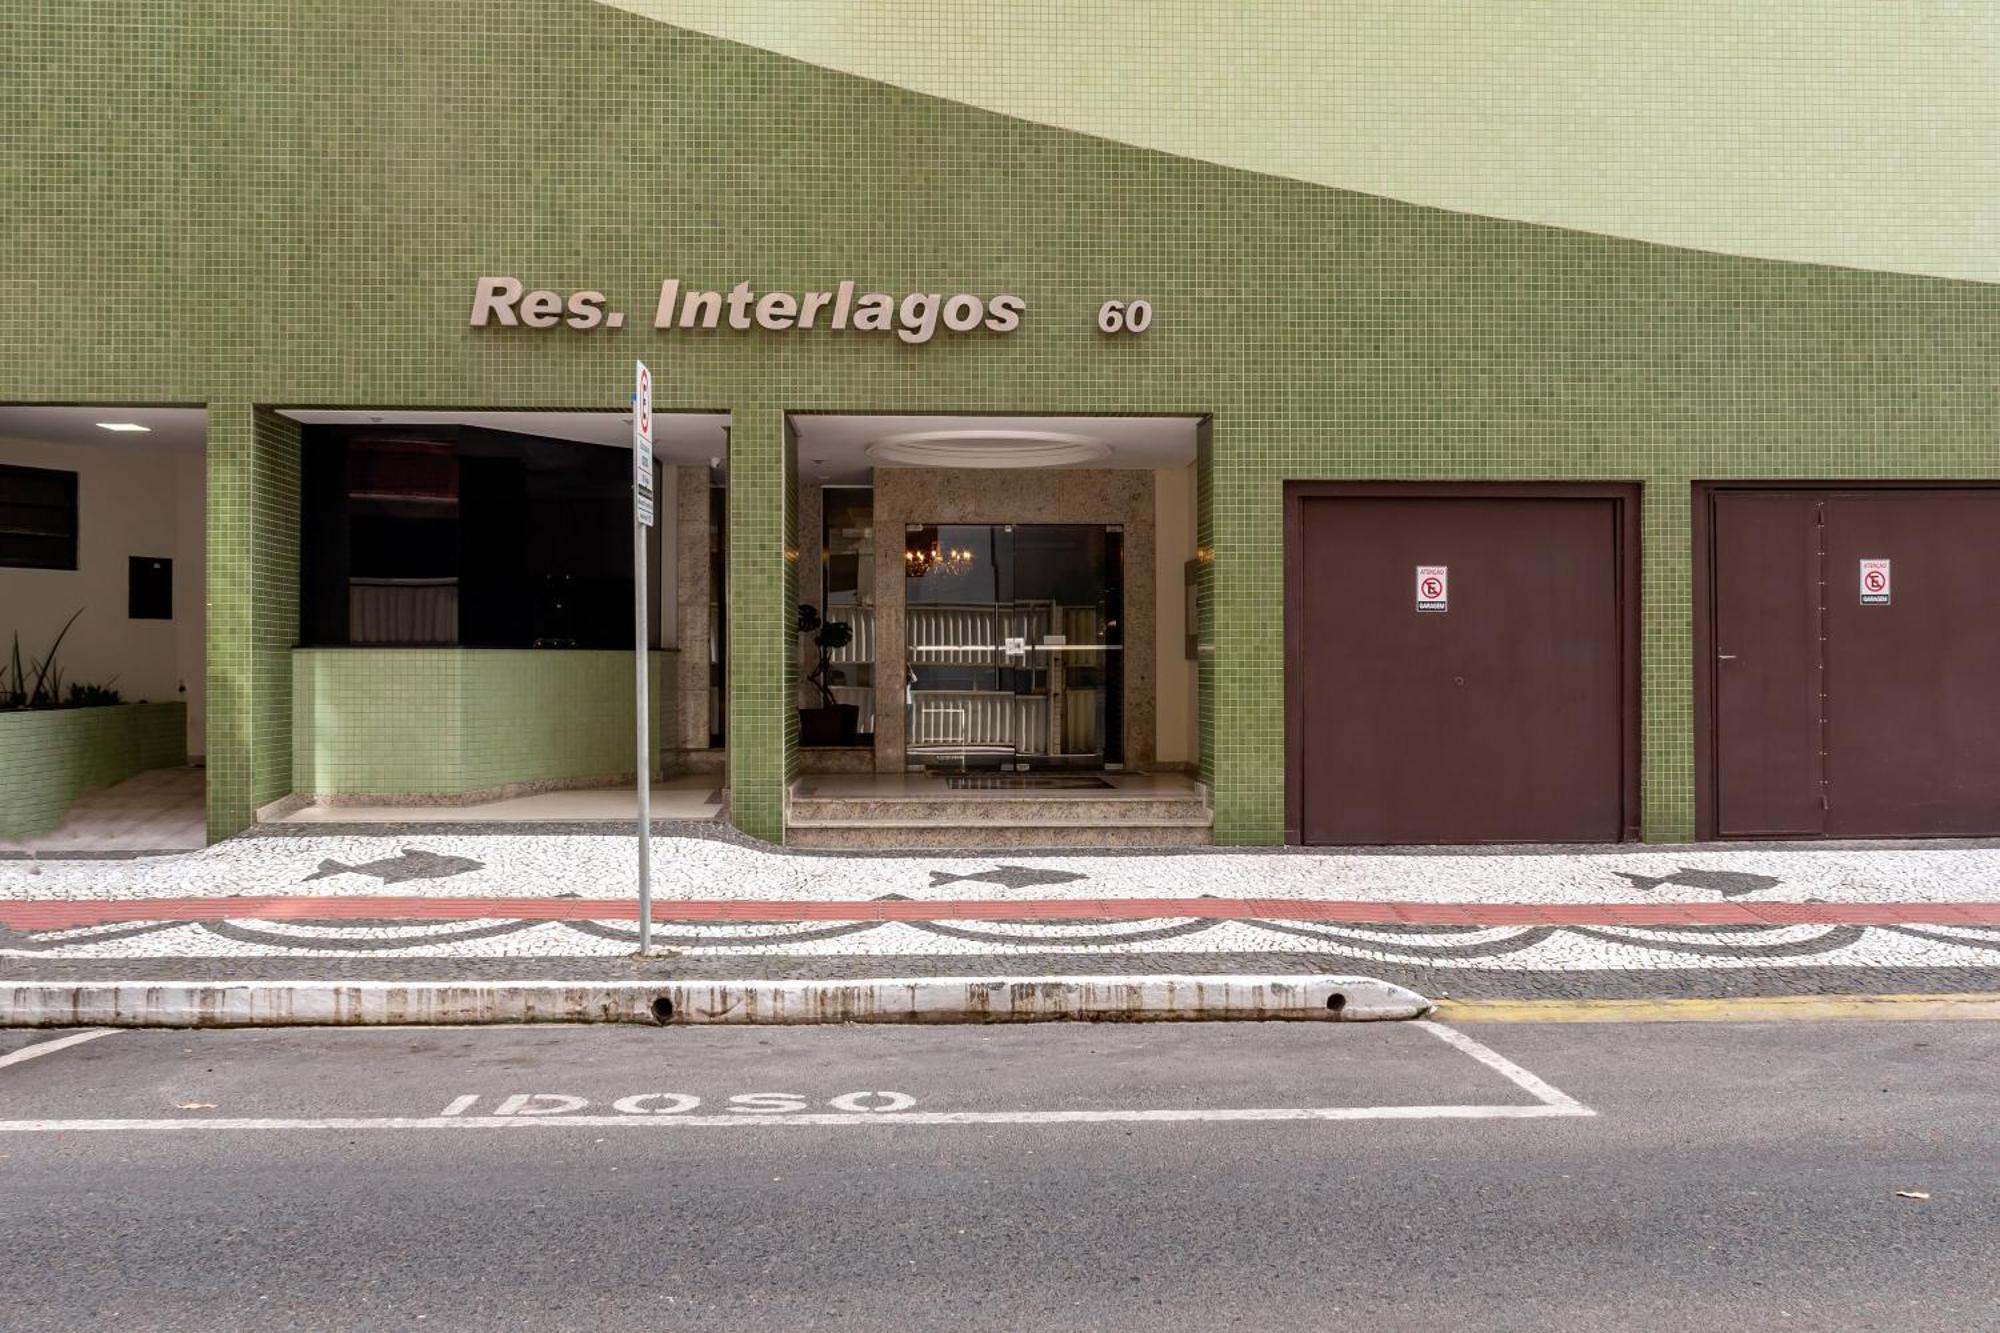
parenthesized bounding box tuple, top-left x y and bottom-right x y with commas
(871, 466, 1157, 773)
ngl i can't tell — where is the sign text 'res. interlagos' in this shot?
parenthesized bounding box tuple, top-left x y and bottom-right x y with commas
(468, 277, 1024, 345)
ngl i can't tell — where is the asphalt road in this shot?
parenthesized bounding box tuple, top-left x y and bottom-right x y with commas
(0, 1019, 1994, 1332)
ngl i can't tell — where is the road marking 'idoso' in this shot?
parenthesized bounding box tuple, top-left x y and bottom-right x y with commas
(0, 1023, 1593, 1132)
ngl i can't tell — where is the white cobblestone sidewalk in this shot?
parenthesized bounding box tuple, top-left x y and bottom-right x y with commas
(6, 827, 2000, 906)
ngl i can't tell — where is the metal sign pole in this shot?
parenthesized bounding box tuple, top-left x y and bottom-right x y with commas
(633, 362, 654, 954)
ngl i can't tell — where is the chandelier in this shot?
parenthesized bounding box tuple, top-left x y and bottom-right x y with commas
(904, 532, 975, 578)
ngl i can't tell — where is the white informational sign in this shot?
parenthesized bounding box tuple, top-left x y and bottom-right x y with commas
(1859, 557, 1891, 605)
(1416, 565, 1449, 613)
(635, 487, 654, 528)
(632, 360, 654, 490)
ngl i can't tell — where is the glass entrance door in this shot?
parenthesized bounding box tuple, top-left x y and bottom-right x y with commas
(904, 523, 1124, 770)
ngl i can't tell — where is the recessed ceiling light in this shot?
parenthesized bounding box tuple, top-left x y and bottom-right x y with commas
(865, 429, 1110, 468)
(95, 422, 151, 433)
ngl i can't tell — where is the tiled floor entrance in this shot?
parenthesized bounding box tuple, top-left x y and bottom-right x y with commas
(2, 766, 207, 854)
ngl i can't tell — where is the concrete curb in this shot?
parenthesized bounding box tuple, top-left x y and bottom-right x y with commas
(0, 975, 1433, 1028)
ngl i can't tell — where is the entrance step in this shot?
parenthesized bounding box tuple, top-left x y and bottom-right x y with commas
(784, 786, 1213, 851)
(787, 795, 1208, 824)
(785, 818, 1213, 851)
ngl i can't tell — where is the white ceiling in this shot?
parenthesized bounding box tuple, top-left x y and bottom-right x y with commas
(0, 408, 1199, 483)
(0, 405, 208, 454)
(279, 409, 731, 463)
(790, 414, 1202, 485)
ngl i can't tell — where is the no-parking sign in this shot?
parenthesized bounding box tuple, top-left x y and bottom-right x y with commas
(633, 361, 655, 475)
(1860, 558, 1890, 606)
(1416, 565, 1448, 613)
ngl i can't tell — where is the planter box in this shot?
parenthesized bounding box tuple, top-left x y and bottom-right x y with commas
(0, 702, 188, 839)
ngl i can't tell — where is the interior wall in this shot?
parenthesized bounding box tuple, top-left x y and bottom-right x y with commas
(1153, 461, 1198, 767)
(655, 462, 678, 649)
(796, 481, 823, 707)
(0, 435, 201, 746)
(674, 464, 714, 752)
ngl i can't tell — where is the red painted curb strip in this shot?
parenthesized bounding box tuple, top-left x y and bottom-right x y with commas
(3, 897, 1998, 931)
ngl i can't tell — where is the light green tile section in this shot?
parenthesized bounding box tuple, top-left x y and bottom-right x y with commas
(293, 650, 675, 797)
(0, 704, 187, 838)
(607, 0, 2000, 282)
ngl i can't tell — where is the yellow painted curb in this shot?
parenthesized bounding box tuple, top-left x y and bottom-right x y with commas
(1430, 994, 2000, 1023)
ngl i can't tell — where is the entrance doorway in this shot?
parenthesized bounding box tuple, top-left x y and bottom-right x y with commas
(788, 413, 1202, 783)
(784, 412, 1208, 848)
(1697, 485, 2000, 839)
(1285, 483, 1640, 845)
(904, 523, 1124, 771)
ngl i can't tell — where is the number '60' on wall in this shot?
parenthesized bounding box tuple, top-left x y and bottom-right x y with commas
(1096, 299, 1154, 334)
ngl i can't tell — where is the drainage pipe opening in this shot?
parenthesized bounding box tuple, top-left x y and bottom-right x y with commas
(1326, 992, 1347, 1015)
(650, 995, 675, 1024)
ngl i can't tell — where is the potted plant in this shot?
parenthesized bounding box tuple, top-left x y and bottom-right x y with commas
(796, 603, 859, 746)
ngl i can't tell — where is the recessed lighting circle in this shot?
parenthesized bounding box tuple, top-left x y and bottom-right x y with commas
(865, 429, 1110, 468)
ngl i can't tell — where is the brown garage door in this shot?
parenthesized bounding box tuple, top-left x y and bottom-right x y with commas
(1286, 485, 1639, 845)
(1703, 486, 2000, 839)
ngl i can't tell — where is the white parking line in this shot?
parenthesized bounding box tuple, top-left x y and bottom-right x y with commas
(0, 1022, 1593, 1131)
(1415, 1019, 1593, 1114)
(0, 1029, 116, 1072)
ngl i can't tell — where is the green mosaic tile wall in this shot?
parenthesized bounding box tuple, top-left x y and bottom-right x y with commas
(0, 704, 186, 838)
(5, 2, 1995, 844)
(726, 406, 797, 841)
(203, 406, 301, 839)
(293, 650, 674, 797)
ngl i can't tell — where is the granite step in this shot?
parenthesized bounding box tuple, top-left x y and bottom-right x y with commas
(785, 780, 1214, 850)
(784, 816, 1214, 851)
(786, 795, 1210, 824)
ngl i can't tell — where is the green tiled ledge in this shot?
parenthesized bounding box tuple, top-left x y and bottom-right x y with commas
(291, 649, 676, 799)
(0, 703, 188, 838)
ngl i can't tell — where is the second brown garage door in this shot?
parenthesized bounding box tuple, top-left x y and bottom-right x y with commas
(1700, 486, 2000, 839)
(1286, 485, 1639, 845)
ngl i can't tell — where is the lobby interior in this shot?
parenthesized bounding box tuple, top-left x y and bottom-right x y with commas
(784, 414, 1208, 848)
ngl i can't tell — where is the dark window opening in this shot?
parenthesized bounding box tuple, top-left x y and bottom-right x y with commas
(0, 464, 80, 571)
(300, 424, 658, 649)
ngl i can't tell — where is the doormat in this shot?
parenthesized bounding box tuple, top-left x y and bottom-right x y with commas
(942, 774, 1115, 790)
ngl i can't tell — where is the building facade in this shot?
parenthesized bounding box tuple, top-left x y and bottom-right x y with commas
(5, 2, 1997, 848)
